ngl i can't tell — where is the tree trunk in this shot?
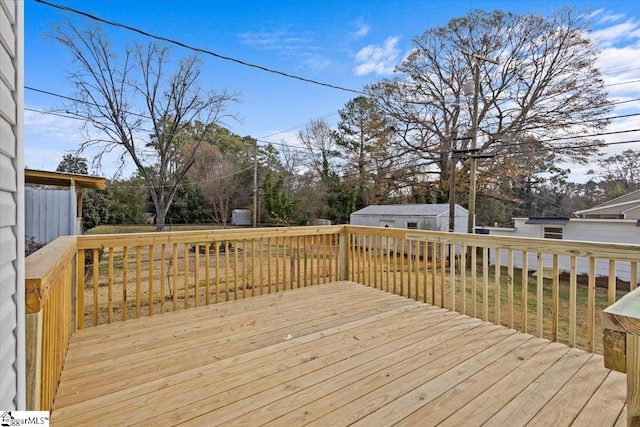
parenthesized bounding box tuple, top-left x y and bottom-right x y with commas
(155, 208, 166, 231)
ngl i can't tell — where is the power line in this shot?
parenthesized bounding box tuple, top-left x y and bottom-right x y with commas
(27, 85, 640, 144)
(26, 86, 151, 119)
(601, 65, 640, 75)
(35, 0, 364, 95)
(258, 111, 338, 140)
(605, 79, 640, 87)
(26, 106, 640, 160)
(611, 97, 640, 106)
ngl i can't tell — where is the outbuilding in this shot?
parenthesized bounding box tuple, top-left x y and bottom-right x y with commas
(24, 169, 106, 247)
(349, 203, 468, 233)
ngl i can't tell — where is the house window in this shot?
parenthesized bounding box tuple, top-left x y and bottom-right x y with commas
(543, 227, 563, 239)
(407, 222, 418, 230)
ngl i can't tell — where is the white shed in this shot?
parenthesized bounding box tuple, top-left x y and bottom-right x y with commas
(24, 169, 106, 247)
(350, 203, 468, 233)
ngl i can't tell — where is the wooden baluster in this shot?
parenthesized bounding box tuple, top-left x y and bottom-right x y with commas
(93, 248, 100, 326)
(161, 244, 166, 312)
(194, 243, 200, 306)
(172, 243, 178, 310)
(536, 252, 543, 337)
(184, 243, 190, 308)
(148, 244, 154, 316)
(483, 247, 489, 321)
(204, 242, 210, 305)
(135, 246, 141, 319)
(588, 258, 596, 353)
(569, 255, 577, 346)
(108, 247, 113, 323)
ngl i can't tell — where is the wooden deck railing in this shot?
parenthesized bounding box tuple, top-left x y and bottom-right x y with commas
(75, 226, 343, 328)
(24, 236, 77, 411)
(344, 225, 639, 354)
(24, 225, 640, 421)
(603, 286, 640, 426)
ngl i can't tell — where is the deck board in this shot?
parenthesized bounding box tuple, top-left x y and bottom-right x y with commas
(51, 281, 627, 426)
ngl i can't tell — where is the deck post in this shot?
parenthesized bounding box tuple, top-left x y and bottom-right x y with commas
(25, 311, 42, 410)
(338, 229, 348, 281)
(602, 286, 640, 427)
(628, 333, 640, 426)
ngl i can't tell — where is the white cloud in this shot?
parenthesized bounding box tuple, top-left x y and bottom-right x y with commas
(238, 30, 311, 52)
(354, 37, 400, 76)
(597, 12, 626, 25)
(591, 19, 640, 47)
(301, 53, 331, 72)
(24, 107, 135, 177)
(352, 22, 370, 38)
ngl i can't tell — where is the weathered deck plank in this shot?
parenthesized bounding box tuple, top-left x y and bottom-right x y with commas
(51, 281, 627, 426)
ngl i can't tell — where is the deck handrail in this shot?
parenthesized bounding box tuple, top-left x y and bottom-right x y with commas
(24, 224, 640, 416)
(603, 287, 640, 426)
(24, 236, 77, 411)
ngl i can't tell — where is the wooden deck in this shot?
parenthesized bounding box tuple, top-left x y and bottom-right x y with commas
(51, 281, 627, 426)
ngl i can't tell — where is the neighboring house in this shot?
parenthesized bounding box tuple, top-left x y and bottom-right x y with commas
(350, 203, 469, 233)
(483, 195, 640, 282)
(0, 0, 24, 410)
(574, 189, 640, 220)
(24, 169, 106, 246)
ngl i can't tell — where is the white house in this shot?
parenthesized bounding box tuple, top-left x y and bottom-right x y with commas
(483, 191, 640, 282)
(350, 203, 469, 233)
(0, 0, 24, 409)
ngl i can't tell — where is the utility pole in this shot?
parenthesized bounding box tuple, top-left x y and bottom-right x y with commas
(253, 141, 258, 228)
(463, 52, 499, 234)
(467, 58, 481, 235)
(448, 130, 457, 232)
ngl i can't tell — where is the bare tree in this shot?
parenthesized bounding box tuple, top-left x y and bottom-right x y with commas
(298, 118, 339, 181)
(189, 143, 240, 226)
(53, 22, 238, 230)
(589, 149, 640, 195)
(367, 8, 611, 203)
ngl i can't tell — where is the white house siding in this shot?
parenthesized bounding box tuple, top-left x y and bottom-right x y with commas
(0, 0, 24, 410)
(25, 185, 75, 245)
(488, 219, 640, 282)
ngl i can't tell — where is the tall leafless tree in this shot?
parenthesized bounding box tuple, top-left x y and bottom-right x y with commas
(298, 118, 339, 182)
(188, 143, 241, 226)
(367, 8, 611, 204)
(53, 22, 238, 230)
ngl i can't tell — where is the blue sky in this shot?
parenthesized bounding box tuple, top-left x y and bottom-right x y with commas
(24, 0, 640, 181)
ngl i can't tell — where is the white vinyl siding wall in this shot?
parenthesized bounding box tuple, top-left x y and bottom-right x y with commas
(489, 218, 640, 282)
(0, 0, 24, 410)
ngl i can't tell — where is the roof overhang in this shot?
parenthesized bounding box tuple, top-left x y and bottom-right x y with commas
(525, 218, 570, 225)
(25, 169, 106, 190)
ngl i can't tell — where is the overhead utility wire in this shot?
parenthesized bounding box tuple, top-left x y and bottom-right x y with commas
(605, 79, 640, 87)
(26, 86, 152, 119)
(26, 107, 640, 156)
(35, 0, 364, 95)
(27, 86, 640, 146)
